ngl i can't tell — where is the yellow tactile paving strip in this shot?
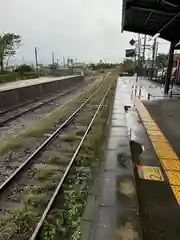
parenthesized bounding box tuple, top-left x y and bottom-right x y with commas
(135, 98, 180, 203)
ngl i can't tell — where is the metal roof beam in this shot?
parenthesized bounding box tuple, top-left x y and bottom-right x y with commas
(131, 6, 176, 16)
(122, 0, 180, 42)
(127, 1, 180, 14)
(157, 11, 180, 36)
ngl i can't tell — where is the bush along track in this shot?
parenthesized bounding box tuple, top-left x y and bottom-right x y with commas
(0, 73, 117, 240)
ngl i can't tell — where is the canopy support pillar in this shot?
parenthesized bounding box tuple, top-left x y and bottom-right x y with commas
(164, 41, 176, 94)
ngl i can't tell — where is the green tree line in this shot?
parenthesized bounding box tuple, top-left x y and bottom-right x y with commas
(0, 33, 21, 72)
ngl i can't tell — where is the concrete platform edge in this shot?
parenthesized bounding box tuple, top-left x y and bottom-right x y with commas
(0, 75, 84, 108)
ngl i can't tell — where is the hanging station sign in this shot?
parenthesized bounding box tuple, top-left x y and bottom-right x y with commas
(126, 49, 135, 57)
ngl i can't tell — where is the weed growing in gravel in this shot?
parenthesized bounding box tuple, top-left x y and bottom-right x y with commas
(23, 185, 49, 207)
(0, 135, 22, 154)
(44, 151, 71, 165)
(35, 164, 59, 181)
(59, 129, 82, 142)
(0, 205, 38, 240)
(40, 167, 92, 240)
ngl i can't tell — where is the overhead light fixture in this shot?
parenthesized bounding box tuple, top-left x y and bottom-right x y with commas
(148, 33, 160, 42)
(175, 41, 180, 49)
(152, 33, 160, 40)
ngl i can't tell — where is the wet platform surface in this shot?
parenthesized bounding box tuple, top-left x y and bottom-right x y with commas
(0, 75, 77, 92)
(82, 76, 180, 240)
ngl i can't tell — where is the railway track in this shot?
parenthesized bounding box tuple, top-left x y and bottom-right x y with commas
(0, 77, 115, 239)
(0, 84, 81, 127)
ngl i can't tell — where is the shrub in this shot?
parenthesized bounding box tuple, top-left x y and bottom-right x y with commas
(15, 64, 34, 73)
(0, 71, 39, 84)
(0, 73, 18, 83)
(23, 72, 39, 79)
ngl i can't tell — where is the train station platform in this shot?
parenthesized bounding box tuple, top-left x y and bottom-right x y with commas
(82, 76, 180, 240)
(0, 76, 77, 92)
(0, 75, 83, 109)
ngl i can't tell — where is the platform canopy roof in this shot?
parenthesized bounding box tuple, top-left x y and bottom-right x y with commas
(122, 0, 180, 42)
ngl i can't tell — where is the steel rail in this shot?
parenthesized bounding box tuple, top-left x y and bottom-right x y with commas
(0, 86, 79, 127)
(0, 76, 85, 116)
(0, 81, 106, 193)
(0, 99, 36, 116)
(30, 79, 114, 240)
(0, 88, 67, 116)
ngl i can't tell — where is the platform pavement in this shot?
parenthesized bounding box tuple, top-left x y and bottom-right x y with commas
(0, 75, 80, 92)
(122, 76, 180, 240)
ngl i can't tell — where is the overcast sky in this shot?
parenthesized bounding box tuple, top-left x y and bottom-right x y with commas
(0, 0, 170, 65)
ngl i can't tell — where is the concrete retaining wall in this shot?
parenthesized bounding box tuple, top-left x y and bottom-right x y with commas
(0, 75, 84, 108)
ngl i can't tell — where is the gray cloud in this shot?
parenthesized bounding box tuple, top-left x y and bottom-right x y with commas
(0, 0, 170, 65)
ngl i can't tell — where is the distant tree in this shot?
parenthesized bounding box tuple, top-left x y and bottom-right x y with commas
(89, 63, 96, 70)
(15, 64, 34, 74)
(121, 59, 134, 73)
(49, 63, 59, 69)
(0, 33, 21, 72)
(89, 63, 113, 70)
(5, 50, 16, 71)
(156, 53, 169, 68)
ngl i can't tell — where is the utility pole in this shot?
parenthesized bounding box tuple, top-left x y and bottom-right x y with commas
(35, 47, 38, 71)
(63, 56, 65, 67)
(22, 56, 25, 65)
(142, 35, 147, 64)
(150, 38, 156, 81)
(164, 41, 176, 94)
(67, 58, 69, 68)
(52, 52, 55, 66)
(155, 40, 159, 80)
(134, 51, 136, 76)
(136, 33, 141, 82)
(155, 40, 159, 66)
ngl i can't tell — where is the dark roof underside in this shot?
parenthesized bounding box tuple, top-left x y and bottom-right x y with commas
(122, 0, 180, 42)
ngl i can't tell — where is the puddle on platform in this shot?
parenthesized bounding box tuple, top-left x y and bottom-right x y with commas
(117, 153, 132, 169)
(114, 222, 139, 240)
(118, 178, 136, 199)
